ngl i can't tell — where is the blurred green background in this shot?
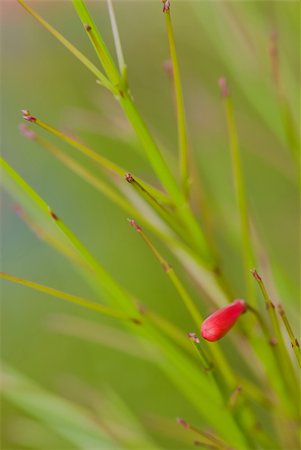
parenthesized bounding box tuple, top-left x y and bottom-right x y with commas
(1, 1, 299, 448)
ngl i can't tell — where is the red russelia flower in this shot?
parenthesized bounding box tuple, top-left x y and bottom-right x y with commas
(201, 299, 246, 342)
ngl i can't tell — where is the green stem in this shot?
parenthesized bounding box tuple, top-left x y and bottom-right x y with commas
(128, 219, 238, 389)
(106, 0, 126, 74)
(220, 78, 256, 306)
(252, 269, 299, 398)
(177, 417, 230, 450)
(277, 304, 301, 368)
(17, 0, 113, 91)
(120, 94, 213, 264)
(0, 272, 139, 323)
(72, 0, 120, 85)
(19, 0, 214, 266)
(125, 173, 191, 244)
(119, 94, 182, 202)
(128, 219, 203, 327)
(23, 112, 170, 205)
(164, 9, 189, 195)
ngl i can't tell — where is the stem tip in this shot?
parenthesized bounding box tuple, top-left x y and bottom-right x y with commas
(21, 109, 37, 123)
(218, 77, 229, 97)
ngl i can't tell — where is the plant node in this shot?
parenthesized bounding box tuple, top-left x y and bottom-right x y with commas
(21, 109, 37, 123)
(218, 77, 229, 97)
(127, 218, 142, 233)
(125, 173, 134, 183)
(162, 0, 170, 13)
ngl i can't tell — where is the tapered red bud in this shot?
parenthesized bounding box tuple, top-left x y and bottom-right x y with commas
(201, 299, 246, 342)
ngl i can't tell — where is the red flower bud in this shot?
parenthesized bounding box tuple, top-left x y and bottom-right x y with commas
(201, 299, 246, 342)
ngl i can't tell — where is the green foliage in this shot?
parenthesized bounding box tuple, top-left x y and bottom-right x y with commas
(1, 1, 299, 449)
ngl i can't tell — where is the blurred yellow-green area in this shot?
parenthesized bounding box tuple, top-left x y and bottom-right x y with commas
(1, 1, 299, 449)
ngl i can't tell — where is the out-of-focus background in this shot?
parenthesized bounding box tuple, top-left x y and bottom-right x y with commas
(1, 1, 299, 449)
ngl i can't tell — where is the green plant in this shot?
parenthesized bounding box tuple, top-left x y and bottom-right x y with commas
(1, 1, 299, 449)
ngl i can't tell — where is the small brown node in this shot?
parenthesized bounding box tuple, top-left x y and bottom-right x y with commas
(203, 363, 214, 373)
(49, 209, 59, 221)
(162, 0, 170, 13)
(131, 318, 142, 325)
(187, 332, 200, 344)
(84, 23, 92, 31)
(176, 417, 189, 429)
(21, 109, 37, 123)
(128, 218, 142, 233)
(125, 173, 134, 183)
(251, 269, 262, 282)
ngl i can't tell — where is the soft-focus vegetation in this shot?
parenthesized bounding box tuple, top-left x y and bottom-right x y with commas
(1, 1, 299, 449)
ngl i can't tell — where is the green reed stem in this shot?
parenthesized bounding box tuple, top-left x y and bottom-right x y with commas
(125, 173, 192, 244)
(252, 269, 299, 396)
(73, 1, 213, 263)
(47, 208, 139, 316)
(72, 0, 120, 85)
(21, 127, 201, 260)
(19, 0, 214, 265)
(106, 0, 126, 74)
(277, 304, 301, 368)
(219, 78, 256, 306)
(128, 219, 203, 327)
(128, 219, 241, 389)
(177, 417, 229, 450)
(188, 336, 213, 373)
(269, 32, 300, 160)
(17, 0, 113, 91)
(0, 272, 139, 323)
(22, 112, 170, 205)
(164, 8, 189, 196)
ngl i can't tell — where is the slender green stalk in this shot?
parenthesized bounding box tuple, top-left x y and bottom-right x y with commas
(228, 385, 242, 410)
(20, 126, 207, 263)
(188, 333, 213, 372)
(252, 269, 299, 395)
(17, 0, 113, 91)
(164, 7, 189, 195)
(219, 78, 256, 306)
(127, 219, 239, 389)
(118, 94, 183, 201)
(46, 207, 138, 316)
(277, 304, 301, 368)
(0, 272, 139, 323)
(125, 173, 188, 240)
(128, 218, 203, 327)
(19, 0, 214, 264)
(21, 111, 170, 205)
(73, 0, 212, 262)
(117, 86, 213, 265)
(72, 1, 181, 202)
(269, 32, 300, 160)
(106, 0, 126, 74)
(72, 0, 120, 85)
(177, 417, 229, 450)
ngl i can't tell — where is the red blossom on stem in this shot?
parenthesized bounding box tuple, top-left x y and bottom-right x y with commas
(201, 299, 246, 342)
